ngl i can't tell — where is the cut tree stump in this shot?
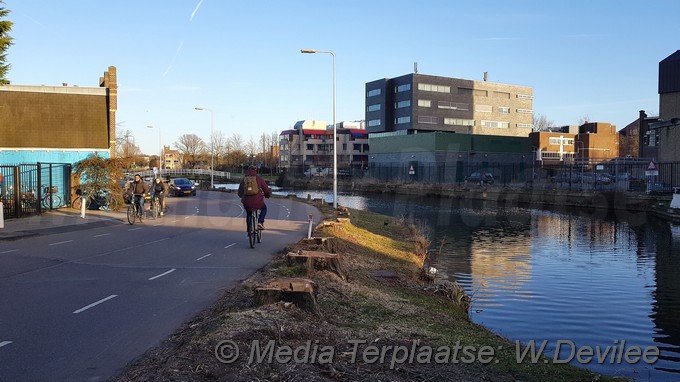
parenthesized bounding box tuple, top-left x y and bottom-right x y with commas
(286, 250, 346, 281)
(253, 278, 319, 315)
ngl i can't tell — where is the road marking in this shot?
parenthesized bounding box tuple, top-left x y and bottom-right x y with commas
(0, 249, 19, 254)
(195, 253, 212, 261)
(73, 295, 118, 314)
(49, 240, 73, 246)
(184, 216, 191, 220)
(0, 341, 12, 349)
(128, 227, 143, 231)
(145, 238, 170, 245)
(148, 268, 176, 281)
(93, 233, 112, 237)
(224, 243, 236, 249)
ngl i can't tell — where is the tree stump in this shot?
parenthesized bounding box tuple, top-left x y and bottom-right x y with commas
(253, 278, 319, 315)
(286, 250, 346, 281)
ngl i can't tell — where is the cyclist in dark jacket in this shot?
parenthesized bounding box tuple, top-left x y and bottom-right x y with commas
(237, 166, 272, 231)
(151, 177, 166, 216)
(130, 174, 149, 217)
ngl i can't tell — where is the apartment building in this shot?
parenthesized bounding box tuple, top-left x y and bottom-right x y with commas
(365, 73, 534, 137)
(651, 50, 680, 162)
(279, 120, 369, 176)
(162, 145, 181, 169)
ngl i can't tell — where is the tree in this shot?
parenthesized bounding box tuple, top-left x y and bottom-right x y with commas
(72, 154, 125, 211)
(532, 114, 555, 132)
(115, 129, 144, 168)
(0, 0, 14, 85)
(175, 133, 205, 169)
(577, 115, 591, 125)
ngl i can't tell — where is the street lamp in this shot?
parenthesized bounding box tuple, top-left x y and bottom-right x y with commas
(147, 125, 162, 173)
(194, 107, 214, 189)
(301, 48, 337, 209)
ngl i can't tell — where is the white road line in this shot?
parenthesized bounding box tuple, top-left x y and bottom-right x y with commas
(0, 341, 12, 348)
(73, 295, 118, 314)
(0, 249, 19, 254)
(49, 240, 73, 246)
(148, 268, 176, 281)
(172, 220, 179, 223)
(224, 243, 236, 249)
(128, 227, 143, 231)
(184, 216, 191, 219)
(144, 238, 170, 245)
(93, 233, 112, 237)
(195, 253, 212, 261)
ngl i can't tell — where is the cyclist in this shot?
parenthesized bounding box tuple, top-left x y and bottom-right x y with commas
(237, 165, 272, 233)
(129, 174, 149, 218)
(151, 176, 166, 216)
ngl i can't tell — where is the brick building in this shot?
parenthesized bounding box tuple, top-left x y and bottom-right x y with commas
(0, 66, 118, 164)
(652, 50, 680, 162)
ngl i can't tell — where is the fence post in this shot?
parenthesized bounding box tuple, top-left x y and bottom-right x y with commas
(0, 202, 4, 229)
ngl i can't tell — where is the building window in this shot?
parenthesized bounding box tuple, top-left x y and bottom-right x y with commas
(444, 118, 474, 126)
(367, 88, 381, 97)
(549, 137, 574, 145)
(396, 116, 411, 124)
(418, 99, 431, 107)
(417, 83, 450, 93)
(482, 120, 509, 128)
(516, 108, 534, 114)
(458, 87, 473, 95)
(306, 144, 314, 151)
(475, 104, 492, 113)
(367, 104, 381, 112)
(517, 94, 533, 99)
(493, 91, 511, 99)
(498, 106, 510, 114)
(363, 144, 369, 151)
(368, 119, 381, 127)
(517, 123, 533, 129)
(541, 152, 560, 159)
(396, 100, 411, 108)
(353, 144, 361, 151)
(417, 116, 438, 124)
(395, 84, 411, 92)
(438, 101, 469, 110)
(474, 89, 488, 97)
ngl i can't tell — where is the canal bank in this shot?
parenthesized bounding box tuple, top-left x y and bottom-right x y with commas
(289, 177, 680, 223)
(113, 202, 619, 382)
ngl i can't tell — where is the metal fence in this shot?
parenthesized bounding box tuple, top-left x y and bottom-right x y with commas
(367, 161, 680, 193)
(1, 162, 72, 219)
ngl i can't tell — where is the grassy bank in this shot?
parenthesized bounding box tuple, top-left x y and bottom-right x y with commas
(114, 203, 619, 382)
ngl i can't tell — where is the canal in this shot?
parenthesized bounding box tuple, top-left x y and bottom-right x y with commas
(280, 189, 680, 381)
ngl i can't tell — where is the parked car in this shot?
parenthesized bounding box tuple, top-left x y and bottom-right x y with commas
(464, 172, 494, 185)
(168, 178, 196, 196)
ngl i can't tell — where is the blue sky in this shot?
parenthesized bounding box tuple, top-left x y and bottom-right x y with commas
(4, 0, 679, 155)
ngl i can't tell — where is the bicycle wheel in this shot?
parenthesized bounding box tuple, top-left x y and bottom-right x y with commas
(152, 199, 159, 219)
(248, 213, 257, 248)
(127, 204, 136, 225)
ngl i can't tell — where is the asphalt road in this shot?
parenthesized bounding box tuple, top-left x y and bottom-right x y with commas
(0, 191, 320, 381)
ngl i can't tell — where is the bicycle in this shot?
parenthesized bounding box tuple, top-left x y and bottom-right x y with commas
(41, 185, 63, 209)
(247, 209, 262, 248)
(150, 194, 163, 219)
(126, 194, 146, 225)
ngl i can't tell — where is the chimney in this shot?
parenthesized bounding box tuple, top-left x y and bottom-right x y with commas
(483, 72, 488, 81)
(414, 62, 418, 74)
(62, 83, 68, 86)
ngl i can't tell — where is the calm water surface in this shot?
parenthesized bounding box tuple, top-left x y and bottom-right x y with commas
(280, 189, 680, 381)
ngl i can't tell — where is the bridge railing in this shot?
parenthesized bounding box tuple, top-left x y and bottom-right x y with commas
(133, 169, 231, 180)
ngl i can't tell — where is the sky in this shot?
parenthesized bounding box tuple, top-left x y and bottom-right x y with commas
(4, 0, 679, 155)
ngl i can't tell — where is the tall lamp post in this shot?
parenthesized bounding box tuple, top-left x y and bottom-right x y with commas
(194, 107, 214, 189)
(301, 48, 337, 209)
(147, 125, 162, 174)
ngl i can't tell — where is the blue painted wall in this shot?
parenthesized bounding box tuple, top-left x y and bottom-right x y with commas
(0, 150, 110, 165)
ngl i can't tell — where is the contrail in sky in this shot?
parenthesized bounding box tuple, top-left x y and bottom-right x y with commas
(163, 40, 184, 77)
(190, 0, 204, 21)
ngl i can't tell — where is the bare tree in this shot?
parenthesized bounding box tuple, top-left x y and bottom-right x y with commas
(577, 115, 591, 125)
(245, 137, 257, 164)
(211, 130, 227, 169)
(175, 134, 205, 169)
(115, 129, 144, 168)
(532, 114, 555, 132)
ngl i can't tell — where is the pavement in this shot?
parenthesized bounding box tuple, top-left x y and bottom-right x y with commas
(0, 207, 127, 241)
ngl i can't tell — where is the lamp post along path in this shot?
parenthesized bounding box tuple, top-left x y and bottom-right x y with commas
(301, 48, 337, 209)
(147, 125, 162, 175)
(194, 107, 214, 189)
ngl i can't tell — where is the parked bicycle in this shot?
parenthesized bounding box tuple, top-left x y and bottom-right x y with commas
(41, 185, 63, 209)
(247, 209, 262, 248)
(72, 188, 122, 212)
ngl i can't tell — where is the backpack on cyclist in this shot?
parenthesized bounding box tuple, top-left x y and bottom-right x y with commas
(243, 175, 260, 196)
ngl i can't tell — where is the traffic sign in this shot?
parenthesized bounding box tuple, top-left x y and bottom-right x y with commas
(645, 160, 659, 176)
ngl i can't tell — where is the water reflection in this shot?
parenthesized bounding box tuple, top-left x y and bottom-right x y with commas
(278, 189, 680, 380)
